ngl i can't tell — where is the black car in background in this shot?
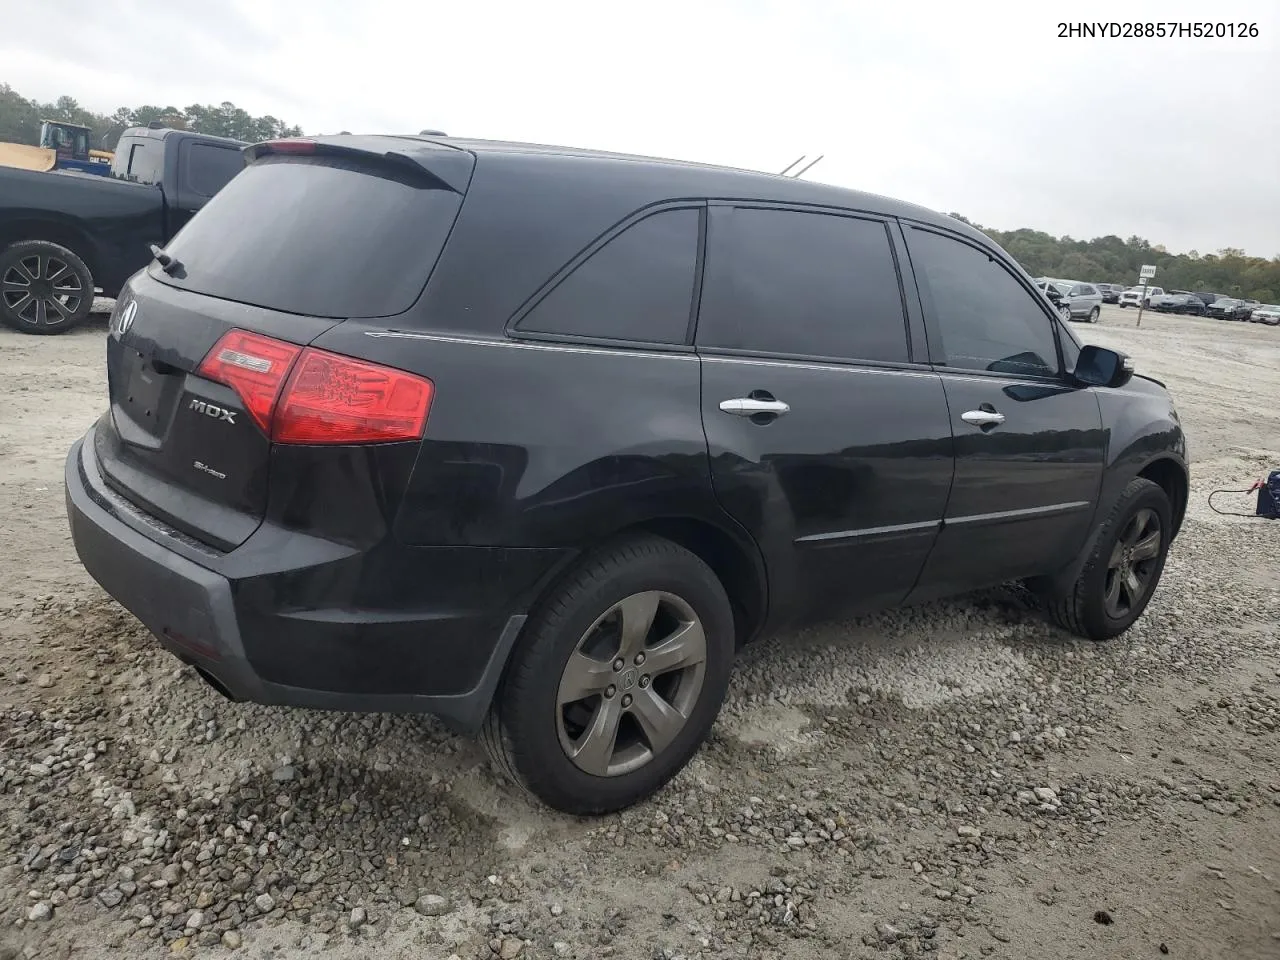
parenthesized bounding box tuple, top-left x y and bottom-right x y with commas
(64, 135, 1190, 813)
(1192, 292, 1220, 309)
(0, 127, 247, 334)
(1151, 291, 1206, 315)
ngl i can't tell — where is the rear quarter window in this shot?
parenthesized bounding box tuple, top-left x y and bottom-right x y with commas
(515, 207, 700, 345)
(155, 154, 463, 319)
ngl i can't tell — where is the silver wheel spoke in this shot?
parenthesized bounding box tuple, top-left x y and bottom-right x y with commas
(34, 299, 47, 325)
(643, 619, 706, 677)
(1131, 530, 1161, 562)
(557, 652, 615, 705)
(631, 685, 686, 755)
(1108, 539, 1125, 568)
(616, 591, 660, 658)
(45, 296, 72, 320)
(569, 697, 623, 776)
(2, 277, 29, 291)
(1104, 571, 1122, 610)
(1124, 568, 1143, 600)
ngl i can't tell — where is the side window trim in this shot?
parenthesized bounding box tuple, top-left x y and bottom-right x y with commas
(506, 200, 705, 353)
(694, 201, 922, 369)
(901, 222, 1067, 381)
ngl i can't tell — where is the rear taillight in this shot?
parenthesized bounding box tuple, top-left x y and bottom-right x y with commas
(274, 349, 433, 444)
(197, 330, 300, 433)
(197, 330, 432, 444)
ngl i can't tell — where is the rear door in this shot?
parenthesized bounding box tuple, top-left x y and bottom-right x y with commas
(900, 224, 1106, 600)
(98, 144, 472, 551)
(697, 204, 954, 621)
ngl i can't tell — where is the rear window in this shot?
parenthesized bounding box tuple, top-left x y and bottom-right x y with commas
(181, 141, 245, 198)
(118, 140, 163, 184)
(155, 155, 463, 318)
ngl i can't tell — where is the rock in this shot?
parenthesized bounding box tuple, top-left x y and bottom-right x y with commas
(271, 765, 295, 783)
(98, 887, 124, 908)
(349, 906, 367, 927)
(161, 864, 182, 884)
(254, 893, 274, 913)
(36, 673, 54, 688)
(230, 873, 252, 893)
(27, 764, 51, 777)
(27, 902, 52, 921)
(550, 902, 565, 917)
(414, 894, 451, 917)
(500, 939, 524, 959)
(186, 910, 205, 930)
(221, 931, 242, 949)
(1016, 790, 1037, 804)
(1033, 787, 1058, 804)
(957, 825, 981, 838)
(169, 938, 189, 953)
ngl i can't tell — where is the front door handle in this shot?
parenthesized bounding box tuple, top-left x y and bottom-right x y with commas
(961, 409, 1006, 427)
(720, 397, 791, 418)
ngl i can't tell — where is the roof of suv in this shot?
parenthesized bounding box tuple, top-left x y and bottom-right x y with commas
(304, 133, 973, 239)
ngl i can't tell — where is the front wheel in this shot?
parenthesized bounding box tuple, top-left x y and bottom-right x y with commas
(482, 535, 736, 814)
(1059, 304, 1072, 322)
(1040, 478, 1172, 640)
(0, 240, 94, 334)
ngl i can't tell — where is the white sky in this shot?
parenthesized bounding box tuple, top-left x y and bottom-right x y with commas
(6, 0, 1278, 256)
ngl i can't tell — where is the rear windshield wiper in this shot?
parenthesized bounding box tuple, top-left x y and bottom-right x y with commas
(150, 244, 183, 275)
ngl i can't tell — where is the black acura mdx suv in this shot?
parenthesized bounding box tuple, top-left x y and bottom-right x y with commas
(66, 136, 1188, 813)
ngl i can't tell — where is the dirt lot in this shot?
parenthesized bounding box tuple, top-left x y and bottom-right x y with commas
(1, 305, 1277, 960)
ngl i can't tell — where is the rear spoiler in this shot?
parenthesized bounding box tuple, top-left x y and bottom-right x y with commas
(244, 137, 474, 194)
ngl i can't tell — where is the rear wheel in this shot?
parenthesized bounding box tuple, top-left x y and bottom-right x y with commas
(0, 240, 94, 334)
(482, 535, 735, 814)
(1041, 478, 1172, 640)
(1088, 306, 1100, 323)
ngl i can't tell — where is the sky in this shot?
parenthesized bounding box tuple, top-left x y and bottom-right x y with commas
(6, 0, 1278, 258)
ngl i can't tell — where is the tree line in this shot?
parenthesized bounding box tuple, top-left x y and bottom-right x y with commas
(949, 215, 1279, 303)
(0, 83, 302, 152)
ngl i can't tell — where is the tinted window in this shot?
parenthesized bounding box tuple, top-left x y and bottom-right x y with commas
(907, 228, 1059, 377)
(156, 155, 462, 319)
(698, 207, 908, 362)
(122, 141, 162, 184)
(517, 208, 698, 344)
(183, 142, 245, 198)
(1057, 321, 1081, 374)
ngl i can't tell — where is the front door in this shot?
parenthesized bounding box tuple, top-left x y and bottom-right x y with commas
(696, 204, 955, 622)
(900, 224, 1106, 600)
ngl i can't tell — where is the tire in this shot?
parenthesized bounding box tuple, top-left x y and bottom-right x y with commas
(1119, 303, 1129, 309)
(1059, 304, 1072, 322)
(482, 535, 735, 814)
(1088, 307, 1100, 323)
(1042, 477, 1172, 641)
(0, 240, 94, 334)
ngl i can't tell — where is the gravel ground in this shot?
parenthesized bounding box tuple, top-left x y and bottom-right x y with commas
(1, 305, 1277, 960)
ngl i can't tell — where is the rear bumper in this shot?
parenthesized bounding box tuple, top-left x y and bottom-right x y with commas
(65, 430, 565, 731)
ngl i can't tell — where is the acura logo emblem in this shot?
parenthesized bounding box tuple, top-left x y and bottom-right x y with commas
(113, 300, 138, 338)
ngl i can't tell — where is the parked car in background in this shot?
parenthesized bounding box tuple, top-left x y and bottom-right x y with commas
(1248, 304, 1280, 325)
(1192, 292, 1220, 309)
(0, 127, 246, 334)
(62, 133, 1189, 814)
(1207, 297, 1249, 321)
(1241, 299, 1261, 320)
(1119, 286, 1163, 308)
(1035, 278, 1103, 323)
(1095, 283, 1123, 304)
(1150, 291, 1206, 316)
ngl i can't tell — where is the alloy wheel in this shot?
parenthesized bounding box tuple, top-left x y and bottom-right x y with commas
(1, 253, 84, 327)
(1104, 508, 1162, 619)
(556, 590, 706, 777)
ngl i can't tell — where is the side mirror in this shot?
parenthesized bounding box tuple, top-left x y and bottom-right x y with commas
(1074, 345, 1134, 388)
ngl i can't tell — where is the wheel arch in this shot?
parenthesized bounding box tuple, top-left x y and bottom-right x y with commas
(1137, 456, 1188, 539)
(0, 217, 102, 282)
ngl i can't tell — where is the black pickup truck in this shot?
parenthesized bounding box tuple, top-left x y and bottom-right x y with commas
(0, 126, 246, 334)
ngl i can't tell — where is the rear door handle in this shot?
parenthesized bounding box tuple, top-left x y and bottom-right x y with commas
(961, 409, 1005, 427)
(719, 397, 791, 418)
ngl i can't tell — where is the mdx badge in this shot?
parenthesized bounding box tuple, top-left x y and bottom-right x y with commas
(189, 399, 237, 424)
(111, 300, 137, 338)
